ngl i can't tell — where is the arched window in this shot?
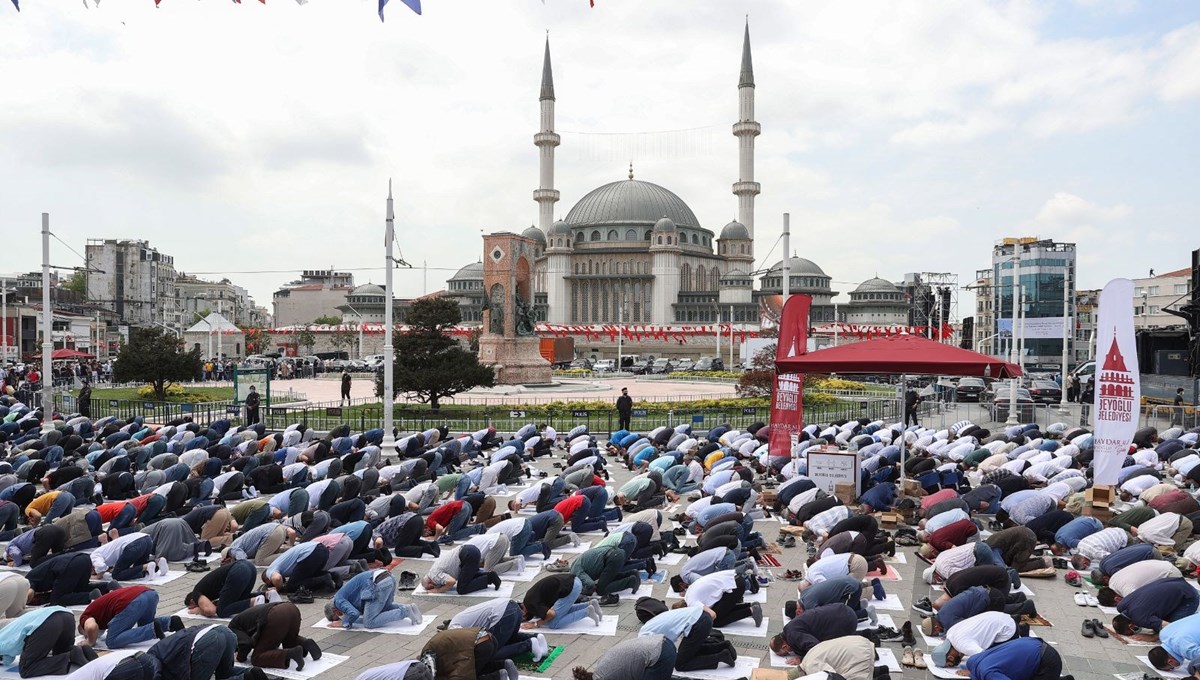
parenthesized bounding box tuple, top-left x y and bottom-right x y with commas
(740, 244, 746, 254)
(607, 230, 618, 240)
(680, 263, 691, 292)
(626, 229, 637, 241)
(691, 234, 699, 245)
(696, 265, 706, 291)
(711, 268, 720, 290)
(657, 236, 662, 245)
(644, 230, 652, 240)
(590, 230, 600, 241)
(566, 238, 571, 247)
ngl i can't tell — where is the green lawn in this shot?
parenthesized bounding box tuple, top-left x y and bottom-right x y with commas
(88, 386, 234, 403)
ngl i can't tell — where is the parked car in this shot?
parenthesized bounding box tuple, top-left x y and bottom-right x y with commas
(992, 387, 1037, 422)
(673, 358, 695, 372)
(629, 359, 654, 375)
(592, 359, 616, 372)
(1028, 379, 1063, 404)
(568, 358, 594, 370)
(694, 357, 725, 372)
(955, 377, 988, 402)
(648, 358, 674, 374)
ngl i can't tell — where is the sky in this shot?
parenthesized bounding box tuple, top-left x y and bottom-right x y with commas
(1, 0, 1197, 323)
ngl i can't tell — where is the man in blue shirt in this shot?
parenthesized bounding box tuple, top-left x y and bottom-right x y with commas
(1050, 516, 1103, 555)
(1114, 578, 1199, 634)
(325, 570, 422, 630)
(966, 637, 1064, 680)
(639, 605, 734, 672)
(1150, 612, 1200, 671)
(1092, 543, 1158, 586)
(264, 541, 333, 596)
(859, 483, 898, 513)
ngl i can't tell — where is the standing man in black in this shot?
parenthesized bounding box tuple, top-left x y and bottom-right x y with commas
(77, 381, 91, 419)
(1173, 387, 1186, 426)
(904, 384, 920, 427)
(341, 371, 353, 406)
(245, 385, 261, 425)
(616, 387, 633, 432)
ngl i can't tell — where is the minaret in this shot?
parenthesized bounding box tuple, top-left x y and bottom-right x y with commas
(732, 21, 761, 259)
(533, 37, 560, 236)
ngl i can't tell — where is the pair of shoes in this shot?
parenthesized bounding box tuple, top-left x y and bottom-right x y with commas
(1082, 619, 1110, 638)
(597, 593, 619, 606)
(1073, 592, 1099, 607)
(185, 560, 210, 573)
(875, 626, 901, 641)
(1052, 557, 1070, 569)
(288, 589, 315, 605)
(546, 559, 571, 572)
(780, 569, 803, 581)
(397, 571, 418, 591)
(1064, 570, 1083, 587)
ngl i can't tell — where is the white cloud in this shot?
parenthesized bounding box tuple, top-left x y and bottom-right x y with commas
(1034, 192, 1132, 227)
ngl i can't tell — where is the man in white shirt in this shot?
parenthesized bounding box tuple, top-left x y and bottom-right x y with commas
(91, 533, 166, 581)
(931, 611, 1018, 668)
(680, 570, 762, 627)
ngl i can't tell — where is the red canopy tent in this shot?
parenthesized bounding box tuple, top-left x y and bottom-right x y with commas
(776, 333, 1022, 379)
(34, 349, 96, 361)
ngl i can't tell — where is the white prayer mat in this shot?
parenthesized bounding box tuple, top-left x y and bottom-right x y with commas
(539, 614, 619, 636)
(311, 614, 435, 636)
(551, 542, 592, 555)
(928, 663, 971, 678)
(920, 629, 946, 647)
(93, 636, 157, 652)
(501, 563, 543, 582)
(170, 552, 223, 564)
(413, 581, 515, 598)
(872, 594, 905, 611)
(770, 650, 801, 668)
(1137, 657, 1187, 680)
(1014, 583, 1035, 597)
(1099, 605, 1120, 615)
(857, 614, 896, 632)
(875, 648, 903, 673)
(172, 608, 232, 623)
(658, 552, 685, 565)
(884, 552, 908, 564)
(129, 570, 186, 586)
(237, 652, 349, 680)
(717, 616, 769, 637)
(673, 657, 760, 679)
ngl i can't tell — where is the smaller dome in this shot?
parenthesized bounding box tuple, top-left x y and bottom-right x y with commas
(853, 277, 899, 294)
(720, 220, 749, 240)
(350, 283, 385, 297)
(450, 261, 484, 281)
(767, 256, 828, 277)
(521, 226, 546, 243)
(653, 217, 677, 232)
(548, 220, 571, 236)
(723, 268, 749, 278)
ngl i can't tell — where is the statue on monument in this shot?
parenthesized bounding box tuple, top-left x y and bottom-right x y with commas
(484, 284, 505, 336)
(514, 293, 536, 337)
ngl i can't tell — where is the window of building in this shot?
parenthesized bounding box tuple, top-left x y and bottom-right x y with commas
(1176, 284, 1189, 294)
(607, 230, 618, 240)
(1150, 306, 1160, 314)
(691, 234, 699, 245)
(1134, 287, 1144, 296)
(1149, 286, 1159, 295)
(656, 236, 662, 245)
(590, 231, 600, 241)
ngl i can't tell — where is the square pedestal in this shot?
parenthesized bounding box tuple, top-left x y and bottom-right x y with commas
(478, 336, 553, 385)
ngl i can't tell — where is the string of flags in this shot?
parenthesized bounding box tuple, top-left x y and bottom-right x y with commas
(12, 0, 596, 21)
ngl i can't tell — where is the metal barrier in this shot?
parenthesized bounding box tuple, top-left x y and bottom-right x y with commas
(1139, 404, 1200, 431)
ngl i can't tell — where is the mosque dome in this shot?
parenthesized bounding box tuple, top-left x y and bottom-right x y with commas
(564, 179, 700, 229)
(766, 256, 828, 278)
(349, 283, 385, 297)
(450, 261, 484, 281)
(548, 220, 572, 236)
(653, 217, 677, 233)
(521, 226, 546, 244)
(719, 220, 750, 240)
(853, 277, 900, 294)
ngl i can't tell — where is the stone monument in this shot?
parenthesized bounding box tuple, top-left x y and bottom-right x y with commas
(477, 232, 552, 385)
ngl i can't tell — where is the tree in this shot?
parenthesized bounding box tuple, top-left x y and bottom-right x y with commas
(64, 271, 86, 294)
(736, 343, 777, 398)
(313, 315, 342, 325)
(242, 327, 271, 355)
(379, 297, 494, 409)
(295, 328, 316, 356)
(330, 327, 357, 358)
(113, 328, 202, 401)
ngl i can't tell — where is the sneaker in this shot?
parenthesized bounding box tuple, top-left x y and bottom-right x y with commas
(1053, 557, 1070, 570)
(876, 626, 901, 641)
(1073, 592, 1088, 606)
(902, 647, 915, 667)
(597, 593, 619, 606)
(912, 597, 934, 616)
(901, 621, 916, 647)
(913, 649, 927, 669)
(1064, 570, 1082, 587)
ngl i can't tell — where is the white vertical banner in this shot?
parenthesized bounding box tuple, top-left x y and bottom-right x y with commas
(1092, 278, 1141, 486)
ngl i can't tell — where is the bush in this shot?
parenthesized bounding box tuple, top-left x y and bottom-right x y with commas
(669, 371, 742, 380)
(810, 377, 868, 391)
(133, 384, 221, 403)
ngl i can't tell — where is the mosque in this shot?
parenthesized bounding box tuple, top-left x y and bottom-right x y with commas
(440, 25, 922, 355)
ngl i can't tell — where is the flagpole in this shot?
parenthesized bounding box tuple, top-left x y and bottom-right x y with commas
(41, 213, 54, 432)
(381, 181, 396, 453)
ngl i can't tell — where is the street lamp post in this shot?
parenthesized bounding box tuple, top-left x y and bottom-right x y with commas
(1060, 268, 1071, 409)
(1006, 248, 1022, 425)
(343, 303, 366, 359)
(41, 214, 54, 429)
(381, 182, 396, 453)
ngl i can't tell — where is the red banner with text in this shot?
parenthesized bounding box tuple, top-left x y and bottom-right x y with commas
(769, 295, 811, 458)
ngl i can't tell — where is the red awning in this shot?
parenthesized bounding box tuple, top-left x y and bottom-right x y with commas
(775, 333, 1023, 379)
(35, 348, 96, 361)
